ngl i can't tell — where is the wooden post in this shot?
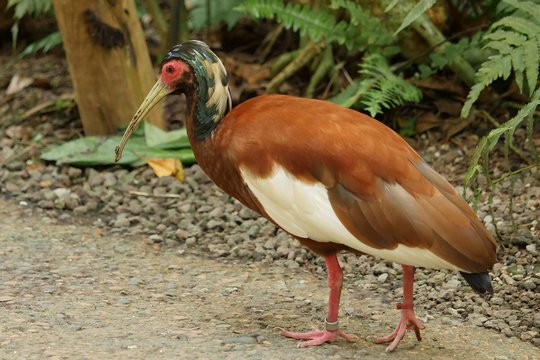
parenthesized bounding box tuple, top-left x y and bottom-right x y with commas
(52, 0, 164, 135)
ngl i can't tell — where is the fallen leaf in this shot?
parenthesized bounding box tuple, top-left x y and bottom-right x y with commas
(6, 74, 33, 95)
(434, 99, 463, 117)
(415, 112, 442, 133)
(442, 116, 475, 141)
(5, 125, 33, 140)
(144, 158, 184, 181)
(411, 76, 466, 97)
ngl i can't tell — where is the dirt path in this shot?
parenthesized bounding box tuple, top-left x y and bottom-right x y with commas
(0, 199, 538, 360)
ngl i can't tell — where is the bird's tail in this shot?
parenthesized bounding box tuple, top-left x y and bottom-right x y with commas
(460, 271, 493, 295)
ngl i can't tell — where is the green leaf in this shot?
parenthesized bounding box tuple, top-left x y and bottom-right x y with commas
(464, 136, 487, 189)
(357, 53, 422, 116)
(41, 122, 196, 167)
(189, 0, 245, 30)
(329, 79, 373, 108)
(493, 15, 540, 37)
(523, 38, 539, 94)
(41, 135, 147, 166)
(384, 0, 400, 13)
(144, 122, 190, 149)
(398, 117, 417, 137)
(394, 0, 436, 35)
(238, 0, 393, 51)
(20, 31, 62, 58)
(503, 0, 540, 18)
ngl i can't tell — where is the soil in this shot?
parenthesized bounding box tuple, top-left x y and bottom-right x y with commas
(1, 199, 539, 360)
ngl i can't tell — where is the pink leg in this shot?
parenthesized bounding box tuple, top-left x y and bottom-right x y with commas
(374, 265, 425, 352)
(281, 253, 357, 347)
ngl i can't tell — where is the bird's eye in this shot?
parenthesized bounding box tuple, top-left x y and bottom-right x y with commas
(166, 65, 174, 74)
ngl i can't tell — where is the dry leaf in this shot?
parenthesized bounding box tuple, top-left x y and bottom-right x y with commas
(442, 116, 475, 141)
(412, 77, 466, 97)
(6, 74, 33, 95)
(434, 99, 463, 117)
(415, 113, 442, 133)
(5, 125, 33, 140)
(144, 158, 184, 181)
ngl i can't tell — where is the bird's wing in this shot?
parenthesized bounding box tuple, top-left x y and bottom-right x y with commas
(326, 160, 497, 272)
(225, 95, 497, 272)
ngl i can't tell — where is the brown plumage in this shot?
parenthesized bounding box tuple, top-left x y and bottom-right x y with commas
(115, 41, 497, 352)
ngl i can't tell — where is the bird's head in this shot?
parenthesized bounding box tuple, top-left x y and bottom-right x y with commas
(115, 40, 231, 161)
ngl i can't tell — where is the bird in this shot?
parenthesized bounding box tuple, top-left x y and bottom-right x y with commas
(115, 40, 497, 352)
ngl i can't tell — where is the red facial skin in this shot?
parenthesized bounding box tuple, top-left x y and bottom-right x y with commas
(161, 60, 190, 88)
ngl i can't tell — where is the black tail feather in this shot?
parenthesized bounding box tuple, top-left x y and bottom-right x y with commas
(460, 271, 493, 295)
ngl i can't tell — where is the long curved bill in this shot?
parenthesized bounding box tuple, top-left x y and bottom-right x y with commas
(114, 79, 172, 162)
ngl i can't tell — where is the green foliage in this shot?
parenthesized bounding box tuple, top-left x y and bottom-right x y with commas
(359, 54, 422, 116)
(328, 0, 394, 51)
(464, 88, 540, 192)
(6, 0, 53, 48)
(189, 0, 245, 31)
(237, 0, 393, 51)
(20, 31, 62, 57)
(459, 0, 540, 210)
(6, 0, 51, 18)
(392, 0, 436, 35)
(41, 122, 195, 167)
(239, 0, 421, 114)
(331, 54, 422, 116)
(462, 0, 540, 117)
(429, 32, 485, 71)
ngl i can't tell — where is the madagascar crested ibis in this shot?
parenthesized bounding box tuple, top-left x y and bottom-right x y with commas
(115, 40, 497, 352)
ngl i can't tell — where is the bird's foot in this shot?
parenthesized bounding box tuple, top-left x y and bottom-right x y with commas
(281, 329, 357, 347)
(281, 319, 357, 347)
(374, 302, 425, 352)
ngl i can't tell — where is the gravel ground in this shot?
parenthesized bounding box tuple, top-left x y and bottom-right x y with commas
(1, 198, 539, 359)
(0, 53, 539, 353)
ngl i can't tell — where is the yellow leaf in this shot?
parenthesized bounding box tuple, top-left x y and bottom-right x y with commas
(174, 159, 184, 181)
(144, 158, 184, 181)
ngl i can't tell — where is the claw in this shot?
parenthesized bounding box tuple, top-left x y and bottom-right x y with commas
(374, 307, 425, 352)
(281, 328, 357, 347)
(374, 265, 424, 352)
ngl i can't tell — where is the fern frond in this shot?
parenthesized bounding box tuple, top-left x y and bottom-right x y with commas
(464, 88, 540, 195)
(462, 0, 540, 117)
(358, 54, 422, 116)
(493, 15, 540, 37)
(237, 0, 346, 46)
(511, 47, 526, 92)
(523, 38, 539, 93)
(503, 0, 540, 18)
(330, 54, 422, 115)
(330, 0, 394, 49)
(484, 30, 527, 47)
(462, 54, 514, 117)
(238, 0, 391, 51)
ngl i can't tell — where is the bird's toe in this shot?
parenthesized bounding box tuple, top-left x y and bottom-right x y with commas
(281, 328, 356, 347)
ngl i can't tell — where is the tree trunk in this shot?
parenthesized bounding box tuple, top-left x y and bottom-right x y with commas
(52, 0, 164, 135)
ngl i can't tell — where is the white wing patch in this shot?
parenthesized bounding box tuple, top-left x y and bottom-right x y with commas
(240, 165, 462, 271)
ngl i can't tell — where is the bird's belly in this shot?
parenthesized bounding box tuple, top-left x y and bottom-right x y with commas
(240, 165, 460, 271)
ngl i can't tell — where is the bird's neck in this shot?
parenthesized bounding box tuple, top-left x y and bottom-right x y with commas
(188, 72, 232, 140)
